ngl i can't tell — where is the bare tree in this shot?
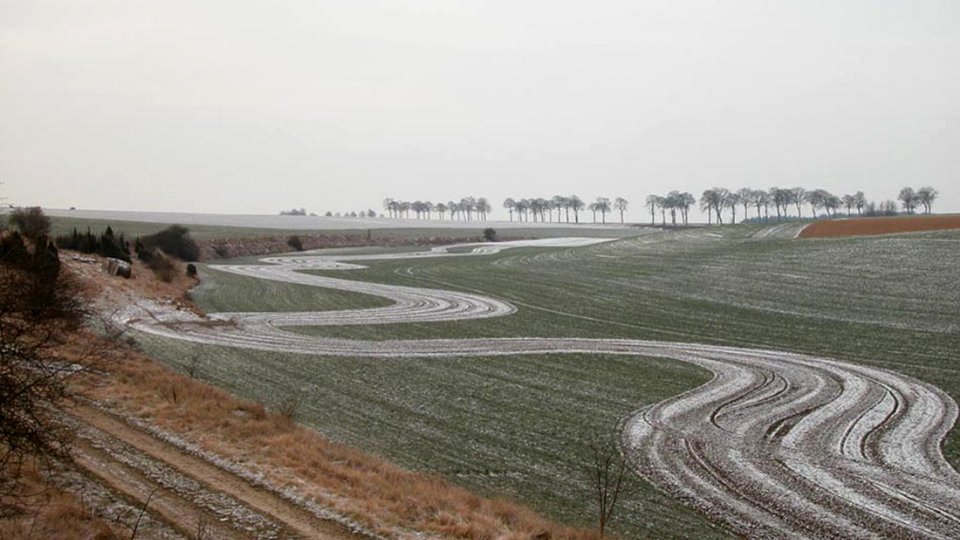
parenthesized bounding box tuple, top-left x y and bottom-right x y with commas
(382, 198, 396, 218)
(790, 187, 807, 219)
(503, 198, 516, 221)
(842, 194, 857, 215)
(678, 192, 695, 224)
(751, 190, 771, 222)
(644, 194, 658, 225)
(476, 197, 491, 220)
(613, 197, 628, 224)
(514, 199, 528, 222)
(552, 195, 567, 222)
(0, 232, 110, 497)
(665, 192, 681, 225)
(586, 434, 629, 538)
(700, 188, 728, 225)
(595, 197, 611, 224)
(898, 187, 918, 214)
(569, 195, 585, 224)
(823, 193, 841, 217)
(805, 189, 825, 218)
(768, 188, 784, 221)
(736, 188, 753, 221)
(725, 190, 741, 224)
(916, 187, 938, 214)
(8, 207, 51, 240)
(854, 191, 867, 216)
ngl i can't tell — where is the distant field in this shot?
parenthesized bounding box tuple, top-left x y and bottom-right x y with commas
(799, 214, 960, 238)
(125, 222, 960, 537)
(35, 208, 642, 240)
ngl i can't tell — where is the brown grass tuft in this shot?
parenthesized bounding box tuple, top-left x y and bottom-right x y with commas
(0, 459, 120, 540)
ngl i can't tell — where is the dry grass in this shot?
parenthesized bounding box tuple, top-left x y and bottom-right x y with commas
(74, 342, 595, 539)
(0, 459, 119, 540)
(799, 214, 960, 238)
(63, 252, 598, 539)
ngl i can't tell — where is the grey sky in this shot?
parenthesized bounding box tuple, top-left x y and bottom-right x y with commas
(2, 1, 958, 220)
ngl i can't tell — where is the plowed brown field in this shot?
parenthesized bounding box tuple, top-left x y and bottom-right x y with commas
(799, 215, 960, 238)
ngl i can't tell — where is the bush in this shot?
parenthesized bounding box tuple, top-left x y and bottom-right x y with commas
(140, 225, 199, 262)
(275, 398, 302, 423)
(1, 231, 91, 495)
(8, 207, 50, 240)
(286, 235, 304, 251)
(0, 231, 29, 266)
(146, 252, 178, 282)
(211, 242, 230, 258)
(483, 228, 497, 242)
(185, 263, 197, 278)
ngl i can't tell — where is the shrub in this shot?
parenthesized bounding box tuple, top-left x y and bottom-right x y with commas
(146, 252, 177, 282)
(55, 226, 131, 262)
(185, 263, 197, 277)
(211, 242, 230, 258)
(0, 231, 29, 266)
(286, 235, 304, 251)
(8, 207, 50, 240)
(140, 225, 199, 262)
(0, 231, 91, 496)
(275, 398, 302, 423)
(483, 228, 497, 242)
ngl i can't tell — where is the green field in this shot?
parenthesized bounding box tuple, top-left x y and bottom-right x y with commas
(131, 223, 960, 538)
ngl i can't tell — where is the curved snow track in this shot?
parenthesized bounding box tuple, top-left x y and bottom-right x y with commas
(118, 238, 960, 538)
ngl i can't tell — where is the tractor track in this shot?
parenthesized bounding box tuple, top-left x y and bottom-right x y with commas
(65, 405, 372, 539)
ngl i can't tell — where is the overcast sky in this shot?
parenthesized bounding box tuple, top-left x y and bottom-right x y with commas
(2, 1, 958, 220)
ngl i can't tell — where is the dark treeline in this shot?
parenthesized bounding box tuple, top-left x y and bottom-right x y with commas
(646, 186, 939, 225)
(383, 197, 493, 221)
(382, 195, 630, 224)
(55, 226, 132, 262)
(503, 196, 629, 224)
(136, 225, 200, 262)
(279, 208, 313, 216)
(324, 209, 378, 218)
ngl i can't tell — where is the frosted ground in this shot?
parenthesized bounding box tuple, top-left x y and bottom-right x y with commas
(117, 226, 960, 538)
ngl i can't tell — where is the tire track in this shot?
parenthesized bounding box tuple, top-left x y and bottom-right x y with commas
(115, 238, 960, 538)
(66, 405, 371, 539)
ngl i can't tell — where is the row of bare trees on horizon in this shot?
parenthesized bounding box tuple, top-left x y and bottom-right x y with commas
(383, 197, 493, 221)
(383, 195, 631, 224)
(647, 186, 939, 225)
(503, 196, 629, 224)
(383, 185, 939, 226)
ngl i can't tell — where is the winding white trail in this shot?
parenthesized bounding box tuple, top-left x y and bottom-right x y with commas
(117, 238, 960, 539)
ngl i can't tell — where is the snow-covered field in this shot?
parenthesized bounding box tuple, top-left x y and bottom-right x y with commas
(117, 236, 960, 538)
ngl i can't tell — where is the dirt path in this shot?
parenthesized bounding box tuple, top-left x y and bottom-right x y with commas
(66, 405, 368, 540)
(114, 239, 960, 538)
